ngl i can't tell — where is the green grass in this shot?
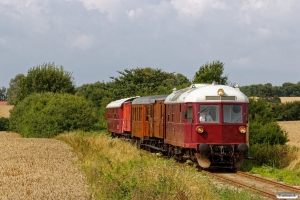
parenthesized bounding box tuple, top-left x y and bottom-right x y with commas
(56, 131, 262, 200)
(243, 163, 300, 186)
(241, 144, 300, 186)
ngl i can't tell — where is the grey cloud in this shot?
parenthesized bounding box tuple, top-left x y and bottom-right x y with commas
(0, 0, 300, 88)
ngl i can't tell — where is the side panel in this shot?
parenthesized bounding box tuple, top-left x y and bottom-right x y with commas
(123, 103, 131, 132)
(107, 108, 122, 134)
(132, 105, 142, 138)
(153, 100, 165, 139)
(142, 106, 149, 138)
(132, 105, 149, 138)
(164, 104, 185, 147)
(118, 107, 124, 134)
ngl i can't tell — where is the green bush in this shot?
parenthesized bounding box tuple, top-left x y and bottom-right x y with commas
(249, 121, 288, 145)
(9, 92, 97, 138)
(0, 117, 9, 131)
(246, 144, 297, 169)
(249, 98, 288, 145)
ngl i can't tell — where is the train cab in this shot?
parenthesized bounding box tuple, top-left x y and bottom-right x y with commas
(164, 83, 249, 169)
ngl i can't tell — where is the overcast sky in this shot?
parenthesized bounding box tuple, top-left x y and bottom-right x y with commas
(1, 0, 300, 88)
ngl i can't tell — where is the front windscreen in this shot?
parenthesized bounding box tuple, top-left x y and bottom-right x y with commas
(223, 105, 243, 123)
(199, 105, 219, 123)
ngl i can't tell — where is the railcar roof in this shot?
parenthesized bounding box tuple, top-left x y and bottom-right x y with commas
(132, 94, 169, 104)
(106, 97, 139, 108)
(164, 84, 249, 104)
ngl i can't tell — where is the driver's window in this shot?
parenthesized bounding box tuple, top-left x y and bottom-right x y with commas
(199, 105, 219, 123)
(223, 105, 242, 123)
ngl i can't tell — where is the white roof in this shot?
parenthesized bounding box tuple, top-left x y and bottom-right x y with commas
(106, 97, 139, 108)
(164, 84, 249, 104)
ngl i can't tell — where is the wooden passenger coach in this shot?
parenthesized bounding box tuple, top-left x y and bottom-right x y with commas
(131, 95, 168, 139)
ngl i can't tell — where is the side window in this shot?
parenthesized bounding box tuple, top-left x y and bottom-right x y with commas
(187, 104, 193, 123)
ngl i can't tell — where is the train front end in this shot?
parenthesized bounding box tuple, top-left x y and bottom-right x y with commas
(165, 83, 249, 169)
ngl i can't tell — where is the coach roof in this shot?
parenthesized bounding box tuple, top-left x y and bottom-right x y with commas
(132, 94, 168, 104)
(164, 84, 249, 104)
(106, 97, 139, 108)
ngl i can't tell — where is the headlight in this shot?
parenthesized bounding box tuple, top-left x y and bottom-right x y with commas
(217, 88, 225, 96)
(196, 126, 204, 134)
(239, 126, 246, 134)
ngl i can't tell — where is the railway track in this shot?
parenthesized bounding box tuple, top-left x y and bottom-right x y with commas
(202, 170, 300, 199)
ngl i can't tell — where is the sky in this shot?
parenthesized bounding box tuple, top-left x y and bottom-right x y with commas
(1, 0, 300, 88)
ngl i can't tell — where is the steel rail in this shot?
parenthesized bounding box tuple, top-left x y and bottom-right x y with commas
(236, 170, 300, 193)
(202, 170, 279, 200)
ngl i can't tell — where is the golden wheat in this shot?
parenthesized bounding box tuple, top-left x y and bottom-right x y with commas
(277, 121, 300, 170)
(279, 97, 300, 103)
(0, 105, 13, 118)
(0, 131, 91, 200)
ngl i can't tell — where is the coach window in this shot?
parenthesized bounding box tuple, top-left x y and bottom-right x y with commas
(187, 104, 193, 123)
(223, 104, 242, 123)
(199, 105, 219, 123)
(167, 105, 170, 122)
(172, 105, 174, 122)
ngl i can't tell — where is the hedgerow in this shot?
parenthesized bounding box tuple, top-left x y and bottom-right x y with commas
(0, 117, 9, 131)
(9, 92, 97, 138)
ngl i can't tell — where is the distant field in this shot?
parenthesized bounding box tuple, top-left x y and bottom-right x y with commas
(0, 105, 13, 118)
(250, 97, 300, 103)
(280, 97, 300, 103)
(277, 121, 300, 148)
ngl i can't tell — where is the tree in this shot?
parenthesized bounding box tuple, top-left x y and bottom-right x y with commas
(109, 67, 189, 98)
(258, 83, 273, 98)
(0, 87, 6, 101)
(192, 60, 228, 85)
(7, 74, 25, 105)
(16, 63, 75, 104)
(281, 82, 300, 97)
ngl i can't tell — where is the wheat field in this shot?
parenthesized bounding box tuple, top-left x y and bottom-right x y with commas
(280, 97, 300, 103)
(0, 105, 13, 118)
(0, 131, 91, 199)
(0, 105, 91, 199)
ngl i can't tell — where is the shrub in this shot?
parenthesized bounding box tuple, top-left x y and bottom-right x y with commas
(0, 117, 9, 131)
(249, 121, 288, 145)
(246, 144, 298, 169)
(9, 93, 97, 138)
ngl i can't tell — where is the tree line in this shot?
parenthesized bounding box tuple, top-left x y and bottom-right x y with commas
(240, 82, 300, 98)
(0, 61, 291, 147)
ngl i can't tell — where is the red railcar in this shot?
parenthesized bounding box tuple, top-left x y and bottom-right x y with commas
(164, 84, 249, 168)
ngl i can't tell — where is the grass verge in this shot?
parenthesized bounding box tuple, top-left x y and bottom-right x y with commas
(56, 131, 262, 200)
(242, 144, 300, 186)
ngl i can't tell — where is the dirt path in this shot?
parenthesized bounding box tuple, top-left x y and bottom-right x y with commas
(0, 131, 91, 200)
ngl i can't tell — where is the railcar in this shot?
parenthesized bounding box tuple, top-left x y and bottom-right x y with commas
(105, 83, 249, 169)
(164, 83, 249, 169)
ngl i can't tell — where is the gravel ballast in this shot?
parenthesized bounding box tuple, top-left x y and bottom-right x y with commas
(0, 132, 91, 200)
